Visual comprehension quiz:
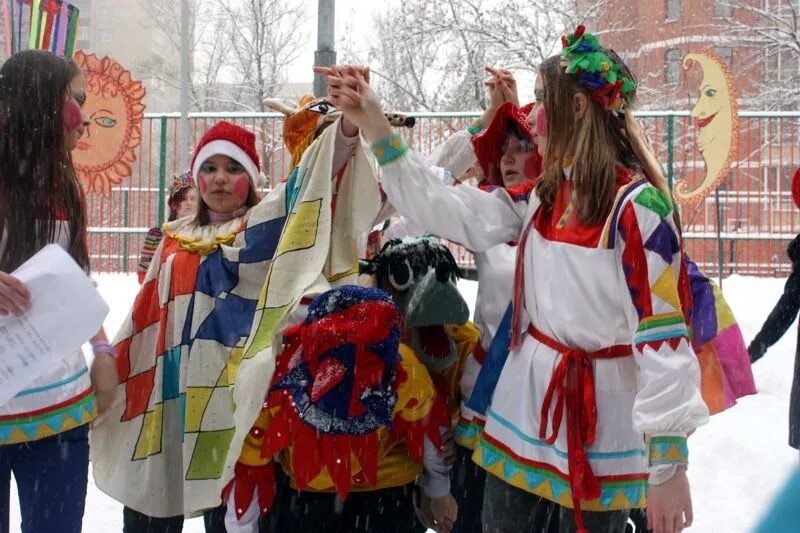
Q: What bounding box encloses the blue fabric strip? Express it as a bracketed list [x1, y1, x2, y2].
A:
[466, 303, 513, 414]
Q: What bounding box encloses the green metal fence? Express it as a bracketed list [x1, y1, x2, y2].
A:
[86, 111, 800, 278]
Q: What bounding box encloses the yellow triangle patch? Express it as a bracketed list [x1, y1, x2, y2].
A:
[663, 444, 687, 462]
[610, 489, 634, 509]
[651, 266, 681, 310]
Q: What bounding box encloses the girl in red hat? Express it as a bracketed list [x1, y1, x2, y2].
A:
[92, 117, 369, 533]
[323, 25, 709, 533]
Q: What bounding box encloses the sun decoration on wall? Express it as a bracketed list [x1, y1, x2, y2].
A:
[72, 51, 146, 197]
[673, 50, 739, 205]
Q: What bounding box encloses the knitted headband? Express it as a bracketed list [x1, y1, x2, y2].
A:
[560, 25, 636, 114]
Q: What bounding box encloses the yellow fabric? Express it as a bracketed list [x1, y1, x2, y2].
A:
[236, 343, 437, 493]
[163, 217, 243, 256]
[439, 322, 481, 414]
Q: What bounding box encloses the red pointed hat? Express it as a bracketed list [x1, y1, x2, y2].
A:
[793, 166, 800, 210]
[471, 101, 541, 187]
[191, 121, 265, 188]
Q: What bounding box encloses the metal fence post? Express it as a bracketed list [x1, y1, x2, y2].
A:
[666, 115, 675, 192]
[157, 116, 168, 228]
[122, 190, 129, 273]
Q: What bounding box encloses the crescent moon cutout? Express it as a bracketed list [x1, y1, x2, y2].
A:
[674, 51, 739, 205]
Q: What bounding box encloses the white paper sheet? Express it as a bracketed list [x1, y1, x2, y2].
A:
[0, 244, 109, 406]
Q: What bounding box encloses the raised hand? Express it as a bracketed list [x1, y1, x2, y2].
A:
[480, 67, 519, 128]
[313, 65, 393, 143]
[485, 67, 519, 108]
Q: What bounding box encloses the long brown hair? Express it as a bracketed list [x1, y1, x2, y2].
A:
[535, 50, 641, 225]
[0, 50, 89, 272]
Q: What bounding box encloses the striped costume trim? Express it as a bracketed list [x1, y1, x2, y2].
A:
[371, 134, 409, 166]
[0, 388, 96, 444]
[649, 436, 688, 466]
[455, 415, 485, 450]
[474, 433, 647, 511]
[634, 312, 689, 350]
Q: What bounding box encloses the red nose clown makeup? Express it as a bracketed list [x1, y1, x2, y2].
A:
[535, 105, 549, 138]
[63, 99, 84, 132]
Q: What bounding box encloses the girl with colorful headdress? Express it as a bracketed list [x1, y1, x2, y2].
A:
[136, 171, 198, 284]
[0, 49, 118, 533]
[324, 24, 710, 533]
[91, 107, 381, 531]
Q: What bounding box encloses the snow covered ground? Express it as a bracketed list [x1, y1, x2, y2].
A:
[8, 273, 797, 532]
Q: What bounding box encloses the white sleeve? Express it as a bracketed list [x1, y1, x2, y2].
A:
[375, 134, 524, 252]
[422, 434, 452, 498]
[617, 186, 709, 478]
[426, 129, 476, 179]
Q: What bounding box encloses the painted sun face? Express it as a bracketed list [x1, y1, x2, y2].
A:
[71, 51, 146, 197]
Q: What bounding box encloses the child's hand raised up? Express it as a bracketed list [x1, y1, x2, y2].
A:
[313, 65, 392, 143]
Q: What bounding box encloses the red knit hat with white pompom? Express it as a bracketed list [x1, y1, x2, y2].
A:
[191, 121, 266, 188]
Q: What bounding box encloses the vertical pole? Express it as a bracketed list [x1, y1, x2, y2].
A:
[158, 117, 168, 228]
[313, 0, 336, 97]
[666, 115, 675, 192]
[122, 190, 129, 273]
[715, 186, 724, 289]
[178, 0, 191, 170]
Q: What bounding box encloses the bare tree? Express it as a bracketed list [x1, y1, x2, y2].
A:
[143, 0, 233, 111]
[342, 0, 620, 112]
[718, 0, 800, 110]
[215, 0, 308, 111]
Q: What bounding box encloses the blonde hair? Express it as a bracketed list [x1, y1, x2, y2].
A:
[535, 52, 640, 225]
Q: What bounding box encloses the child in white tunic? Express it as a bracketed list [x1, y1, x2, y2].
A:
[320, 25, 709, 533]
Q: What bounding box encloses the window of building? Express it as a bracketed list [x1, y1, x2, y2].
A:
[714, 46, 733, 68]
[77, 26, 89, 43]
[715, 1, 733, 17]
[666, 48, 682, 84]
[98, 29, 112, 42]
[666, 0, 681, 20]
[101, 7, 113, 19]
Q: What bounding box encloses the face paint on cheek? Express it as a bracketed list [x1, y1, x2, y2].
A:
[535, 106, 549, 138]
[198, 176, 208, 194]
[63, 100, 84, 132]
[523, 153, 539, 179]
[233, 175, 250, 200]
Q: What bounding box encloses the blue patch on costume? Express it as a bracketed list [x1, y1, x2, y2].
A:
[193, 293, 258, 346]
[195, 250, 238, 297]
[467, 303, 513, 414]
[238, 216, 287, 263]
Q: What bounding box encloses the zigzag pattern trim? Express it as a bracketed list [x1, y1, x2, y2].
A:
[649, 436, 689, 466]
[474, 433, 648, 511]
[0, 391, 96, 444]
[371, 134, 409, 166]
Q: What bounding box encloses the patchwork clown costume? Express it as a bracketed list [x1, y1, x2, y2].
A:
[224, 286, 451, 533]
[91, 116, 381, 520]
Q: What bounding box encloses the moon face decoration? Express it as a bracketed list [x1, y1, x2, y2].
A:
[72, 51, 146, 197]
[674, 51, 739, 205]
